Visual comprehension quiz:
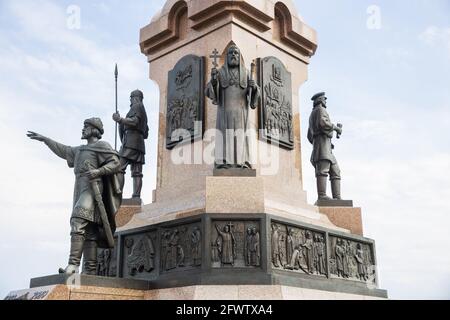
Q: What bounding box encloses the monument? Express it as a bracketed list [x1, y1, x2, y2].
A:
[7, 0, 387, 300]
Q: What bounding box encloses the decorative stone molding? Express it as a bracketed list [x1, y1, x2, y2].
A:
[140, 0, 317, 60]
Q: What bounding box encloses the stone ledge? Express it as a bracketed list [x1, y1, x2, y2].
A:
[30, 274, 151, 291]
[6, 284, 387, 300]
[316, 199, 354, 207]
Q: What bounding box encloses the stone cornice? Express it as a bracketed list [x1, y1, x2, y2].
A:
[140, 0, 318, 59]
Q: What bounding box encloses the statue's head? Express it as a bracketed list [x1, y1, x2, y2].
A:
[247, 228, 252, 235]
[357, 243, 362, 250]
[311, 92, 327, 108]
[82, 118, 104, 140]
[252, 227, 257, 235]
[130, 89, 144, 105]
[224, 225, 230, 232]
[227, 45, 240, 67]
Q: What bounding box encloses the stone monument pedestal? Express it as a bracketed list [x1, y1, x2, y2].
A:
[7, 0, 388, 300]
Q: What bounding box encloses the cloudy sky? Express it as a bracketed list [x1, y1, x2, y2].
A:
[0, 0, 449, 299]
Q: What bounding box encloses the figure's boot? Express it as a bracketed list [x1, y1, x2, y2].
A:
[317, 176, 332, 201]
[132, 176, 143, 199]
[59, 235, 84, 275]
[331, 179, 342, 200]
[82, 240, 98, 276]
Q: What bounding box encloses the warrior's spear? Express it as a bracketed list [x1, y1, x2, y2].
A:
[114, 64, 118, 151]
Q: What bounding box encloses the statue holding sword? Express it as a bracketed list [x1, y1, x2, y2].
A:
[27, 118, 122, 275]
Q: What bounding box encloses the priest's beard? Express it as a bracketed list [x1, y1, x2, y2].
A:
[228, 57, 239, 68]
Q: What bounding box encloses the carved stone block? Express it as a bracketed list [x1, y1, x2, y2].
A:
[96, 238, 118, 278]
[161, 223, 202, 273]
[122, 232, 157, 279]
[270, 222, 327, 277]
[112, 214, 385, 298]
[329, 236, 376, 285]
[166, 55, 204, 149]
[259, 57, 294, 149]
[211, 220, 261, 269]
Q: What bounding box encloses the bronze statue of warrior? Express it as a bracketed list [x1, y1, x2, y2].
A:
[27, 118, 122, 275]
[307, 92, 343, 203]
[113, 89, 149, 200]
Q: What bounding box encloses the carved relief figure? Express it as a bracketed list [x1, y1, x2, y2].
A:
[97, 249, 111, 277]
[315, 235, 327, 275]
[245, 227, 253, 266]
[206, 45, 260, 169]
[245, 227, 260, 267]
[342, 240, 351, 278]
[286, 228, 295, 266]
[211, 239, 221, 263]
[163, 229, 185, 271]
[167, 55, 204, 149]
[285, 243, 309, 274]
[191, 227, 202, 267]
[355, 243, 369, 281]
[302, 231, 314, 274]
[271, 224, 284, 268]
[215, 223, 237, 266]
[335, 239, 346, 278]
[127, 235, 155, 276]
[259, 57, 294, 149]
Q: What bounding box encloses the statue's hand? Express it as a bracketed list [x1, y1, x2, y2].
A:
[334, 125, 343, 135]
[211, 68, 218, 82]
[86, 169, 102, 180]
[248, 79, 257, 90]
[27, 131, 47, 142]
[112, 113, 121, 123]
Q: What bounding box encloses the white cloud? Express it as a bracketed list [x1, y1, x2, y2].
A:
[419, 26, 450, 57]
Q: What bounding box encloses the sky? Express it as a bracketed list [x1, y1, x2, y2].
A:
[0, 0, 449, 300]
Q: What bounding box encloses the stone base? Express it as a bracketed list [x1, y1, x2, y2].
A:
[30, 274, 150, 290]
[111, 213, 386, 299]
[318, 207, 363, 236]
[116, 200, 143, 228]
[5, 284, 387, 300]
[315, 199, 354, 207]
[213, 168, 257, 177]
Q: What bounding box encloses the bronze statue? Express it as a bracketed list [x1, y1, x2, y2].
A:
[113, 89, 149, 200]
[206, 45, 260, 169]
[308, 92, 343, 203]
[27, 118, 122, 275]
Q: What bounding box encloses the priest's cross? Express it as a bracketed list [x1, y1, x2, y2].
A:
[226, 222, 234, 231]
[210, 48, 220, 68]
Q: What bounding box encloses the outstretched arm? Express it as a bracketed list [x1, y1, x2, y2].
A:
[27, 131, 73, 163]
